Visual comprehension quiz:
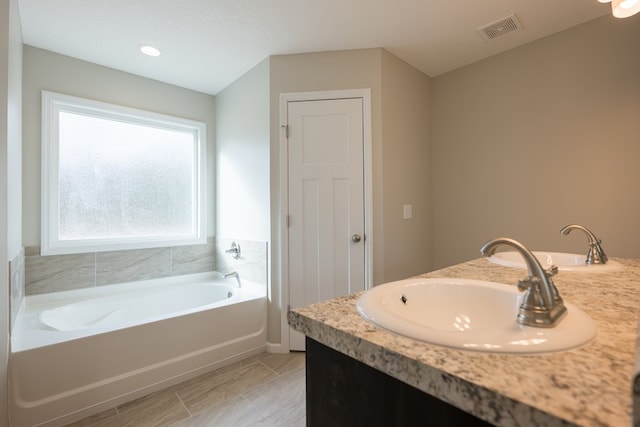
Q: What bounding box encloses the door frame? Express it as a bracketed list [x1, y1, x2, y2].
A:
[279, 89, 373, 352]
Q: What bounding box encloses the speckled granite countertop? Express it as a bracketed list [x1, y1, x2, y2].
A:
[288, 257, 640, 427]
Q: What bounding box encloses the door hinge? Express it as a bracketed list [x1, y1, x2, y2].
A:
[286, 214, 291, 227]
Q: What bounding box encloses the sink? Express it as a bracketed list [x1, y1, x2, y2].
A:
[356, 278, 597, 354]
[488, 251, 624, 272]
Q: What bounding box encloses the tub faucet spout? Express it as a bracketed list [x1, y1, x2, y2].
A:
[224, 271, 241, 288]
[480, 237, 567, 328]
[560, 224, 608, 265]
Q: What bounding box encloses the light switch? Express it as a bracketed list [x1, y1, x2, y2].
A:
[403, 204, 412, 219]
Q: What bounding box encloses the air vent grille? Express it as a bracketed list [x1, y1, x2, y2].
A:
[477, 13, 522, 42]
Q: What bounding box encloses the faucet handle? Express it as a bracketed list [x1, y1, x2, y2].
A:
[587, 240, 609, 265]
[545, 265, 558, 277]
[517, 277, 533, 292]
[225, 241, 241, 259]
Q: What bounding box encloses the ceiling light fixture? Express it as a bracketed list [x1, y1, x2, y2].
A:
[138, 44, 161, 57]
[598, 0, 640, 17]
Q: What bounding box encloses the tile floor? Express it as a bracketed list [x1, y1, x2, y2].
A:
[65, 351, 306, 427]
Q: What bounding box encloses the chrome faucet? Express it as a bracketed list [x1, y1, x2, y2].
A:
[481, 237, 567, 328]
[224, 271, 241, 288]
[225, 241, 241, 259]
[560, 224, 608, 265]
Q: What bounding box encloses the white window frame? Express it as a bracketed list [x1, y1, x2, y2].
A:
[41, 91, 207, 255]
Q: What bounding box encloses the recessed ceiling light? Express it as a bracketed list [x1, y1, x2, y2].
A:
[138, 45, 161, 57]
[596, 0, 640, 17]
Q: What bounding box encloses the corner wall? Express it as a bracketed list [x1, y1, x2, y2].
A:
[0, 2, 9, 423]
[215, 58, 270, 242]
[380, 50, 431, 280]
[430, 15, 640, 269]
[1, 0, 23, 425]
[214, 58, 271, 334]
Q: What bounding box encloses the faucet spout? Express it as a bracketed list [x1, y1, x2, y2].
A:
[223, 271, 241, 288]
[560, 224, 608, 265]
[481, 237, 567, 328]
[481, 238, 547, 289]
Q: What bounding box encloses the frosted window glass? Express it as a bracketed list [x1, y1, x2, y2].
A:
[41, 90, 206, 255]
[58, 112, 195, 239]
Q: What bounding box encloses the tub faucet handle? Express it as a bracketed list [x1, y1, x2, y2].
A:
[225, 241, 241, 259]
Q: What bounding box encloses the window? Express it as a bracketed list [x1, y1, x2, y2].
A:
[41, 91, 206, 255]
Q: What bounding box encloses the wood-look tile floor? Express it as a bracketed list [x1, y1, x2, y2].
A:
[65, 351, 306, 427]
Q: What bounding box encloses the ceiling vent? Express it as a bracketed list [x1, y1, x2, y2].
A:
[477, 13, 522, 42]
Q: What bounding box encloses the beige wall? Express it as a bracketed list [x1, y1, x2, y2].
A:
[0, 0, 22, 427]
[0, 2, 8, 425]
[22, 46, 217, 247]
[215, 58, 270, 242]
[380, 50, 431, 280]
[6, 0, 21, 261]
[430, 15, 640, 269]
[1, 0, 22, 424]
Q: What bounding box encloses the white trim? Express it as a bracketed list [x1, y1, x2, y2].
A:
[278, 89, 373, 352]
[266, 341, 285, 353]
[41, 91, 207, 255]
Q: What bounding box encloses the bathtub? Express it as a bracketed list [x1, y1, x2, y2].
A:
[9, 272, 267, 427]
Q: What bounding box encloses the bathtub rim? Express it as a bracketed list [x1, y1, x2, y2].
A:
[12, 271, 266, 352]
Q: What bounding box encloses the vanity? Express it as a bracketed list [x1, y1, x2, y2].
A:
[288, 256, 640, 426]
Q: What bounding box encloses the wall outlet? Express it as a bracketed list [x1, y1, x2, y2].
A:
[403, 204, 412, 219]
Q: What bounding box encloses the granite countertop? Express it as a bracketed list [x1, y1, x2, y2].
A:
[288, 257, 640, 427]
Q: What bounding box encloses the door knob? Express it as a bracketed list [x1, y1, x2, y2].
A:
[351, 234, 362, 243]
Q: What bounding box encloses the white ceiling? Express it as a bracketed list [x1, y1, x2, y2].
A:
[18, 0, 610, 95]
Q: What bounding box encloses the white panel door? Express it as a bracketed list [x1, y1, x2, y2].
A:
[287, 97, 366, 350]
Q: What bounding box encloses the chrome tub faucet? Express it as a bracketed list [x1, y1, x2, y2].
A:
[225, 241, 241, 259]
[224, 271, 241, 288]
[481, 237, 567, 328]
[560, 224, 608, 265]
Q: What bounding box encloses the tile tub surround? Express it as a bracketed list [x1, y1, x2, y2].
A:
[24, 239, 216, 295]
[9, 247, 25, 332]
[289, 257, 640, 427]
[215, 238, 268, 286]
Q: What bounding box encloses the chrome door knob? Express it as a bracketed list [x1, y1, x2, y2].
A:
[351, 234, 362, 243]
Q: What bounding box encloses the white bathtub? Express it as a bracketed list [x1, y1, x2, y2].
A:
[10, 272, 267, 427]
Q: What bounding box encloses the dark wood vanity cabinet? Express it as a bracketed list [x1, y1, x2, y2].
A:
[305, 338, 492, 426]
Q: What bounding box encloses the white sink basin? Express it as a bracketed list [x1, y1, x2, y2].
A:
[356, 278, 597, 354]
[488, 251, 624, 272]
